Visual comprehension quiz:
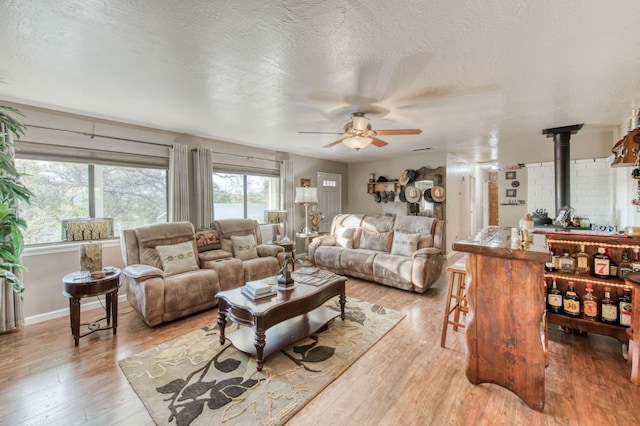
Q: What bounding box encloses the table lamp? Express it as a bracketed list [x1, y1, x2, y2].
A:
[295, 186, 318, 234]
[265, 210, 287, 242]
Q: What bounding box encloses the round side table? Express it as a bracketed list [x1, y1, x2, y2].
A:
[62, 269, 121, 346]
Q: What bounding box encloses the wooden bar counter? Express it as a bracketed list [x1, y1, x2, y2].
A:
[452, 230, 550, 412]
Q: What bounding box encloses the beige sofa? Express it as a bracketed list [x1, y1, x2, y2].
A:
[308, 214, 445, 293]
[121, 220, 284, 326]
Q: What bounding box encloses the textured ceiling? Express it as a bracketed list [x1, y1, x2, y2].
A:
[1, 0, 640, 164]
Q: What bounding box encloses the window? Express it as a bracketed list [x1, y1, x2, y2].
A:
[212, 172, 280, 222]
[16, 159, 167, 245]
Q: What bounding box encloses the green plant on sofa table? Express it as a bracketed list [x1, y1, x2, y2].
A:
[0, 105, 33, 295]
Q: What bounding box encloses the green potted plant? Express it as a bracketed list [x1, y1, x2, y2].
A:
[0, 105, 33, 295]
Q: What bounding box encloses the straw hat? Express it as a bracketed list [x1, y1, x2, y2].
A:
[398, 169, 416, 185]
[404, 186, 421, 203]
[431, 186, 446, 202]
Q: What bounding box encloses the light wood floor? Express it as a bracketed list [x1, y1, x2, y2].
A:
[1, 259, 639, 426]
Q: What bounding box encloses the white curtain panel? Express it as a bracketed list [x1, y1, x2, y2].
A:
[168, 143, 190, 222]
[0, 127, 24, 332]
[278, 152, 294, 239]
[192, 147, 213, 229]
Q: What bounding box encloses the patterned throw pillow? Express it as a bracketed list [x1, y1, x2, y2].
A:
[195, 228, 221, 252]
[390, 231, 421, 257]
[231, 234, 258, 261]
[359, 229, 394, 252]
[155, 241, 199, 276]
[336, 226, 356, 248]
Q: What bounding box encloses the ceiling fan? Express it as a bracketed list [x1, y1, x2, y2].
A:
[298, 112, 422, 151]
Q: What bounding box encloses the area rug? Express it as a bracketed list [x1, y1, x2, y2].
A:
[119, 298, 404, 426]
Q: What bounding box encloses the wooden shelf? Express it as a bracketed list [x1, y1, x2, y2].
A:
[546, 312, 629, 343]
[544, 271, 629, 289]
[367, 182, 401, 194]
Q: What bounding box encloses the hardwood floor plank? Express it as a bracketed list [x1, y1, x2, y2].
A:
[1, 259, 639, 425]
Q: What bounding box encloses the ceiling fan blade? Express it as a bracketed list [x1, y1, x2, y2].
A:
[323, 138, 346, 148]
[298, 131, 345, 135]
[371, 137, 388, 147]
[374, 129, 422, 136]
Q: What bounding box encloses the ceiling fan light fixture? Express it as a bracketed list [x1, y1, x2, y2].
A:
[351, 115, 369, 132]
[343, 136, 372, 151]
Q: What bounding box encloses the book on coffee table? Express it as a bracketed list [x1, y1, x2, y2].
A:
[241, 286, 276, 301]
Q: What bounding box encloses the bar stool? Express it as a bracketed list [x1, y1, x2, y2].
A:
[440, 259, 469, 348]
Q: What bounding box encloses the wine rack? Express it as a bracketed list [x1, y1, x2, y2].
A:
[541, 231, 638, 342]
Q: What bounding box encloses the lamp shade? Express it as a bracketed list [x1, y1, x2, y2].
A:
[295, 186, 318, 203]
[343, 136, 372, 151]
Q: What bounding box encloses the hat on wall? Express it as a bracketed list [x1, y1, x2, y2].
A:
[398, 169, 417, 186]
[398, 188, 407, 202]
[404, 186, 422, 203]
[380, 191, 388, 203]
[431, 186, 446, 202]
[424, 188, 434, 203]
[373, 191, 382, 203]
[376, 176, 389, 182]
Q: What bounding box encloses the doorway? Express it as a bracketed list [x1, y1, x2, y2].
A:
[317, 172, 342, 233]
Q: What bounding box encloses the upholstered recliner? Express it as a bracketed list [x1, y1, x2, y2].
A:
[121, 222, 220, 327]
[198, 219, 285, 285]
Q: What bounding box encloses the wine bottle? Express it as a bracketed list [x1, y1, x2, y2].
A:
[619, 250, 633, 279]
[559, 249, 575, 274]
[593, 247, 610, 279]
[563, 281, 581, 318]
[547, 278, 563, 314]
[619, 287, 632, 327]
[606, 248, 618, 278]
[581, 282, 598, 321]
[601, 287, 618, 325]
[575, 244, 589, 275]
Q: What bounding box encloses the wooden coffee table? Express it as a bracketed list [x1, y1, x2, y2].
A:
[216, 275, 346, 371]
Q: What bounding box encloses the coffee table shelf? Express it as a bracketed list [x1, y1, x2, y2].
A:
[226, 306, 339, 360]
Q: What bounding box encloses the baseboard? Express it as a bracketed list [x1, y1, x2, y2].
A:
[24, 294, 127, 326]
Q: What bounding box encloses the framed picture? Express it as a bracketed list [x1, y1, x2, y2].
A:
[506, 189, 517, 197]
[505, 171, 516, 180]
[300, 178, 311, 187]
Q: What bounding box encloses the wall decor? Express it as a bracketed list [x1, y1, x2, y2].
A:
[505, 171, 516, 180]
[300, 178, 311, 187]
[511, 180, 520, 188]
[506, 189, 517, 198]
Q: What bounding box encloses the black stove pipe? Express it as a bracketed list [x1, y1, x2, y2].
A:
[542, 124, 583, 214]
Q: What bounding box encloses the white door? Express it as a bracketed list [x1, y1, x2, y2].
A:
[317, 172, 342, 233]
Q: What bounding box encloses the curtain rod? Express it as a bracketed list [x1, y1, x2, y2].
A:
[193, 147, 281, 164]
[26, 124, 172, 148]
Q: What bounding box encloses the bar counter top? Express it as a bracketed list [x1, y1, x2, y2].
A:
[452, 230, 550, 263]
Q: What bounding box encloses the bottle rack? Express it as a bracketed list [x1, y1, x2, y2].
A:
[542, 232, 637, 343]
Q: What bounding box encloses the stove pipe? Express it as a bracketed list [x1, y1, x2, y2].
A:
[542, 124, 583, 214]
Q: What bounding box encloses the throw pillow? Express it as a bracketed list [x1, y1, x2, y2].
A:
[231, 234, 258, 261]
[336, 226, 356, 248]
[195, 228, 221, 252]
[359, 229, 394, 252]
[390, 231, 421, 257]
[155, 241, 199, 276]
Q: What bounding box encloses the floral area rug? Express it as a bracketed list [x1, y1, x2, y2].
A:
[118, 298, 404, 426]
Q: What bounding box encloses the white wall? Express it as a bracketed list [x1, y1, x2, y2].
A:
[498, 128, 617, 226]
[527, 158, 614, 228]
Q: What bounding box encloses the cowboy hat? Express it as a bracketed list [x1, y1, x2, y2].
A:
[404, 186, 421, 203]
[398, 169, 417, 186]
[431, 186, 446, 202]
